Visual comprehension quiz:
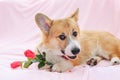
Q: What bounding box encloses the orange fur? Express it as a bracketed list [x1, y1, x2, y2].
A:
[71, 31, 120, 66]
[35, 8, 120, 72]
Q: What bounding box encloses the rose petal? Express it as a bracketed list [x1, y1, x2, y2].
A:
[24, 49, 35, 59]
[11, 61, 22, 69]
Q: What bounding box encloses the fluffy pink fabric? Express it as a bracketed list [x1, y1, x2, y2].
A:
[0, 0, 120, 80]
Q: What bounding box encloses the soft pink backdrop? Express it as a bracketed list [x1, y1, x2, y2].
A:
[0, 0, 120, 80]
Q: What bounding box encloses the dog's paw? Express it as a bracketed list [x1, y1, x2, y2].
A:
[110, 57, 120, 65]
[86, 58, 98, 66]
[51, 61, 73, 73]
[52, 64, 63, 72]
[86, 56, 102, 66]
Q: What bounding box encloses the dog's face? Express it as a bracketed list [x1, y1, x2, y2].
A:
[35, 9, 80, 59]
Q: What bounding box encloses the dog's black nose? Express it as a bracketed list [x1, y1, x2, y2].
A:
[71, 48, 80, 55]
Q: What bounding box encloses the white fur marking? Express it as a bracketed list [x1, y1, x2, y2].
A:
[110, 57, 120, 65]
[65, 34, 80, 56]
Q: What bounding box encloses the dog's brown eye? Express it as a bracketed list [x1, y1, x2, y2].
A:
[59, 35, 66, 40]
[73, 31, 77, 37]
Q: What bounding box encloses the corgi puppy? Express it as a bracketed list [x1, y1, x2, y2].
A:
[35, 8, 120, 72]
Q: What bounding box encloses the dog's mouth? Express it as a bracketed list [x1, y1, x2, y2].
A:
[68, 56, 77, 59]
[61, 50, 77, 60]
[61, 55, 77, 60]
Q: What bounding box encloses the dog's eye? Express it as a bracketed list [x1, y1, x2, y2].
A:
[73, 31, 77, 37]
[59, 35, 66, 40]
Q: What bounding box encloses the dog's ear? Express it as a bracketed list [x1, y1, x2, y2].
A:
[35, 13, 52, 35]
[69, 8, 79, 22]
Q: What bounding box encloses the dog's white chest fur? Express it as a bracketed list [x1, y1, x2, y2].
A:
[91, 45, 109, 59]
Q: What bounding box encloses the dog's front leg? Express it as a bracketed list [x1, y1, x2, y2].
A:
[51, 60, 73, 72]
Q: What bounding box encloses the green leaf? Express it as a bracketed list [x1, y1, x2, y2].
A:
[36, 54, 43, 60]
[35, 55, 42, 62]
[24, 61, 33, 68]
[41, 57, 46, 62]
[36, 54, 46, 62]
[38, 62, 45, 69]
[46, 61, 53, 66]
[42, 52, 46, 57]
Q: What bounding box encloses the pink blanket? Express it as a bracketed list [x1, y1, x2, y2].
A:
[0, 0, 120, 80]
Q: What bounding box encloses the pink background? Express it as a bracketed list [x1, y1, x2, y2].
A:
[0, 0, 120, 80]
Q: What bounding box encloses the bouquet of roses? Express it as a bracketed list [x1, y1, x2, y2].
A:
[11, 49, 53, 69]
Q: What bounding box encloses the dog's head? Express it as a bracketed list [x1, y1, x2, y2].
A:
[35, 9, 80, 59]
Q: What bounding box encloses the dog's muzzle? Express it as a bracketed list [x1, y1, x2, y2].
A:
[61, 50, 77, 59]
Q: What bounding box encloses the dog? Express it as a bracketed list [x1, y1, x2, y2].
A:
[35, 8, 120, 72]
